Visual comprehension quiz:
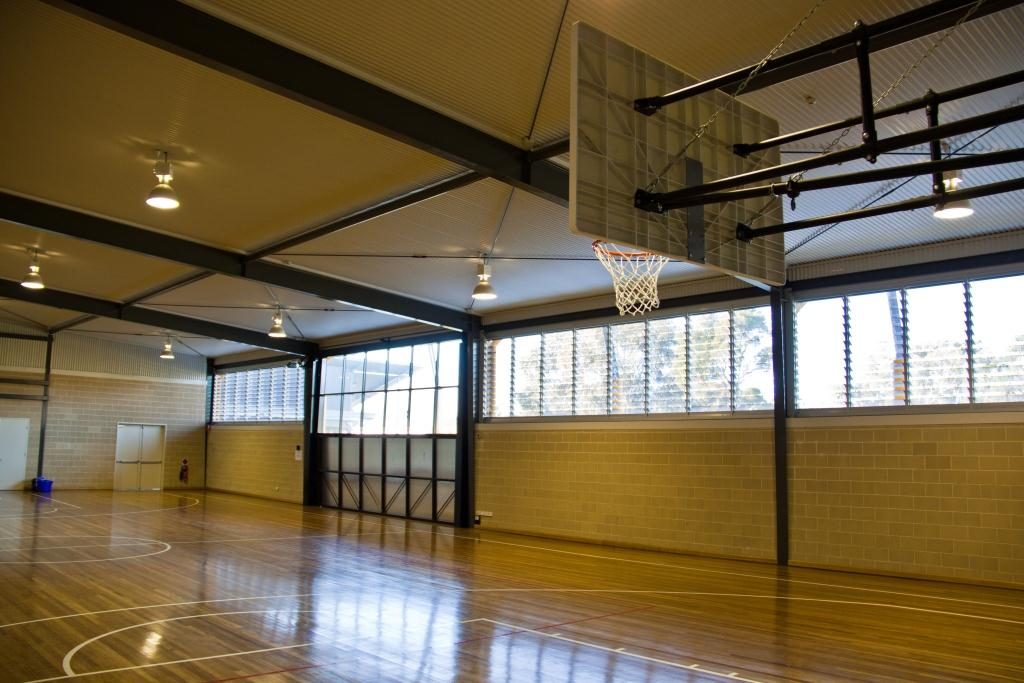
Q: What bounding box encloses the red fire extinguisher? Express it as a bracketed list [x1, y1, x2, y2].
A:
[179, 458, 189, 484]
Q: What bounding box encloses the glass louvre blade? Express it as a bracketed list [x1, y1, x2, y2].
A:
[971, 275, 1024, 403]
[733, 306, 773, 410]
[574, 327, 608, 415]
[688, 311, 731, 412]
[794, 298, 846, 409]
[849, 292, 905, 407]
[609, 322, 646, 414]
[907, 284, 969, 405]
[542, 331, 573, 416]
[485, 339, 512, 418]
[648, 317, 686, 413]
[512, 335, 541, 416]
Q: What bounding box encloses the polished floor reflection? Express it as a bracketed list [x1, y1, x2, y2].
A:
[0, 490, 1021, 682]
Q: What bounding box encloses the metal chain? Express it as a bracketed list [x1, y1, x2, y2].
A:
[645, 0, 828, 192]
[749, 0, 986, 223]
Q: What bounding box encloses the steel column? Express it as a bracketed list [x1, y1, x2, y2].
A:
[454, 318, 480, 528]
[36, 334, 54, 479]
[302, 355, 319, 506]
[770, 288, 789, 566]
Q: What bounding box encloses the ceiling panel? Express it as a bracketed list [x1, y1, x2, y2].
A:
[0, 299, 82, 331]
[67, 317, 249, 358]
[0, 0, 464, 254]
[141, 273, 419, 340]
[0, 219, 194, 300]
[185, 0, 569, 145]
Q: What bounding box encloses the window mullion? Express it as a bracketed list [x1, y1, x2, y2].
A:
[843, 296, 852, 409]
[965, 282, 976, 404]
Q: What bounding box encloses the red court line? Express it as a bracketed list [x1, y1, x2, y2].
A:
[203, 661, 321, 682]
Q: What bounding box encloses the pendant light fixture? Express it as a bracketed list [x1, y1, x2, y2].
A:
[146, 150, 180, 210]
[268, 309, 287, 338]
[934, 170, 974, 220]
[21, 249, 45, 290]
[159, 337, 175, 360]
[471, 260, 497, 300]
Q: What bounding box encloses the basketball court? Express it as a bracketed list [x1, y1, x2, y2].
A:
[1, 490, 1021, 682]
[1, 0, 1023, 680]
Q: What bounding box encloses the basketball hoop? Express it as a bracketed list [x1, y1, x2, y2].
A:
[593, 241, 670, 316]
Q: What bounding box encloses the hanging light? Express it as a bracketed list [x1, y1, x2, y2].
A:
[21, 250, 45, 290]
[159, 338, 175, 360]
[471, 261, 497, 300]
[934, 170, 974, 219]
[146, 150, 180, 210]
[268, 309, 287, 338]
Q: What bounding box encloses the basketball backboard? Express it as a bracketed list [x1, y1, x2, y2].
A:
[570, 22, 786, 286]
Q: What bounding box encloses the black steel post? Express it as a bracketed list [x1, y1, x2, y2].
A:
[770, 288, 789, 566]
[454, 318, 480, 528]
[927, 97, 944, 195]
[36, 333, 53, 479]
[302, 355, 319, 505]
[854, 21, 878, 161]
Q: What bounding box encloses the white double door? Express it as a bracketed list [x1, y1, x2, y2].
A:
[0, 418, 30, 490]
[114, 424, 165, 491]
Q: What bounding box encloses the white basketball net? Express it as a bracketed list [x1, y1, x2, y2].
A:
[593, 241, 670, 316]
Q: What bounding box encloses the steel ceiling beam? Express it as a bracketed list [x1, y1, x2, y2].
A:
[0, 279, 317, 355]
[44, 0, 569, 206]
[0, 192, 473, 330]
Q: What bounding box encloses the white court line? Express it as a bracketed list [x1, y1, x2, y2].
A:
[0, 593, 314, 630]
[26, 642, 312, 682]
[0, 494, 200, 521]
[0, 508, 58, 519]
[463, 589, 1024, 626]
[0, 541, 161, 553]
[0, 535, 170, 565]
[465, 617, 767, 683]
[30, 494, 82, 509]
[59, 609, 322, 676]
[444, 532, 1024, 613]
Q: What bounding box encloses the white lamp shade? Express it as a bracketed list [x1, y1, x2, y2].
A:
[21, 264, 44, 290]
[934, 197, 973, 219]
[146, 182, 180, 209]
[472, 278, 497, 300]
[268, 314, 287, 337]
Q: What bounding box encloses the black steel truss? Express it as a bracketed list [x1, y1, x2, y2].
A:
[43, 0, 569, 205]
[633, 0, 1023, 114]
[0, 192, 472, 331]
[0, 278, 317, 355]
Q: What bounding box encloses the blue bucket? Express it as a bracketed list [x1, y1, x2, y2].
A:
[35, 478, 53, 493]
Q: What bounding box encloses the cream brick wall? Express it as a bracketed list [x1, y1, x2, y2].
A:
[39, 374, 206, 490]
[206, 424, 304, 503]
[789, 422, 1024, 586]
[476, 424, 776, 560]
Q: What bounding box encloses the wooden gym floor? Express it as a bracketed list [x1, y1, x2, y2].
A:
[0, 491, 1021, 682]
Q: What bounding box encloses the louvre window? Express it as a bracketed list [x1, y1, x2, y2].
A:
[795, 273, 1024, 409]
[483, 305, 773, 418]
[212, 364, 304, 422]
